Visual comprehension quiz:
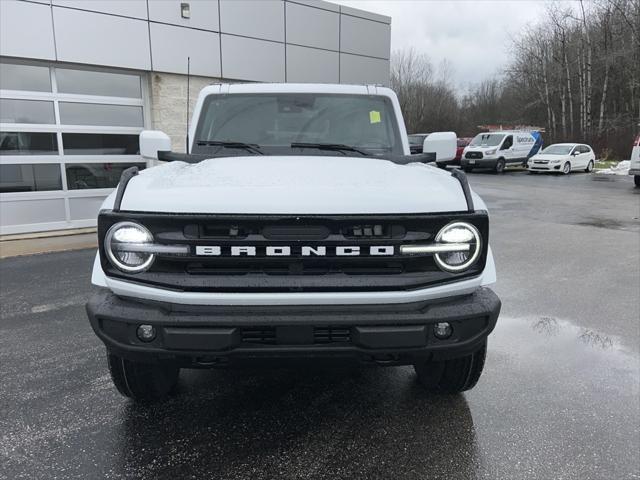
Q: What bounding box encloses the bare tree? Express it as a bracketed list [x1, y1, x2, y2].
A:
[391, 48, 459, 134]
[391, 0, 640, 158]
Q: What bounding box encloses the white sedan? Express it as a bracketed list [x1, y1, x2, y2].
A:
[527, 143, 596, 174]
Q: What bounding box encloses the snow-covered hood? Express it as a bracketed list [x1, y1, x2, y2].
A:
[115, 156, 474, 214]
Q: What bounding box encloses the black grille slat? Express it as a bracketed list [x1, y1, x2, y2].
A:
[314, 327, 351, 343]
[240, 326, 351, 345]
[241, 327, 277, 344]
[184, 259, 409, 276]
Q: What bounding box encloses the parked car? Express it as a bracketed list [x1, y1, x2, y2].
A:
[86, 83, 500, 401]
[408, 133, 429, 154]
[629, 133, 640, 187]
[461, 131, 536, 173]
[455, 138, 473, 163]
[431, 137, 473, 169]
[527, 143, 595, 174]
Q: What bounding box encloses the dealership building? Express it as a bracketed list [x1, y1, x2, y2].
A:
[0, 0, 391, 235]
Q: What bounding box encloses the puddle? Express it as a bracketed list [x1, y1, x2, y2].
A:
[574, 217, 639, 232]
[469, 315, 640, 479]
[490, 314, 637, 369]
[489, 316, 640, 402]
[529, 315, 616, 349]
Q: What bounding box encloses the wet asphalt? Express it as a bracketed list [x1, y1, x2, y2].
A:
[1, 171, 639, 480]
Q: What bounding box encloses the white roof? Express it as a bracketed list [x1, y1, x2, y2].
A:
[198, 83, 393, 96]
[484, 130, 531, 134]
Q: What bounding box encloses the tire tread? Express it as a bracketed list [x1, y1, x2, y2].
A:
[107, 352, 179, 401]
[414, 342, 487, 394]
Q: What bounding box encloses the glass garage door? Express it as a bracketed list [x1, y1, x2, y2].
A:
[0, 59, 148, 235]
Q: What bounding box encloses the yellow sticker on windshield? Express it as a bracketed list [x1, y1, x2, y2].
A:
[369, 111, 381, 124]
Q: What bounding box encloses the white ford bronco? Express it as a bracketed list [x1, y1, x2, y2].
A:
[86, 83, 500, 401]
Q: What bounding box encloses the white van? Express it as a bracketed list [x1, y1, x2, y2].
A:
[461, 131, 536, 173]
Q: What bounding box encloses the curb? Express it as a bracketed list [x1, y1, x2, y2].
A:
[0, 232, 97, 259]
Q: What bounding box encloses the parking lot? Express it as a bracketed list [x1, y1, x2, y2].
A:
[1, 171, 638, 480]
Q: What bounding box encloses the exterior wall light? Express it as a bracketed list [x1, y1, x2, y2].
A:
[181, 3, 191, 19]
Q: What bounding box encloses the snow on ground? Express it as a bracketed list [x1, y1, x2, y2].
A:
[595, 160, 630, 175]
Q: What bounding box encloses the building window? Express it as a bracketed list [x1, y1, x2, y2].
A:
[58, 102, 144, 127]
[65, 162, 146, 190]
[0, 132, 58, 155]
[61, 133, 139, 155]
[0, 99, 55, 124]
[56, 68, 141, 98]
[0, 63, 51, 92]
[0, 60, 147, 234]
[0, 164, 62, 192]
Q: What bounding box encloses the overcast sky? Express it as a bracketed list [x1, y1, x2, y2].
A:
[334, 1, 558, 91]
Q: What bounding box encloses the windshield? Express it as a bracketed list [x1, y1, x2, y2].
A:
[194, 93, 403, 155]
[542, 145, 574, 155]
[469, 133, 505, 147]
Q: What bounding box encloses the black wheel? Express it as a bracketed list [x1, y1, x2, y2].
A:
[634, 175, 639, 187]
[107, 351, 179, 401]
[562, 162, 571, 175]
[414, 341, 487, 394]
[585, 160, 594, 173]
[463, 166, 474, 173]
[495, 159, 506, 174]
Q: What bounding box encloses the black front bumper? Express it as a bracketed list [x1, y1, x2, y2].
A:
[86, 288, 501, 367]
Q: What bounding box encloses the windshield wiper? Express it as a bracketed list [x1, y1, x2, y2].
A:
[290, 142, 371, 156]
[196, 140, 263, 155]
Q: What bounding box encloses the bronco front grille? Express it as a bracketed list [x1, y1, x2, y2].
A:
[98, 212, 489, 293]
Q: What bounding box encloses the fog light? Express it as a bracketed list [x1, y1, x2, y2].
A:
[136, 324, 156, 342]
[433, 322, 452, 339]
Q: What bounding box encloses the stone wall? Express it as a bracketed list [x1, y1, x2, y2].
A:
[149, 72, 222, 153]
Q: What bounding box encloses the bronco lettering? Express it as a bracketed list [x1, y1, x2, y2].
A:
[195, 245, 395, 256]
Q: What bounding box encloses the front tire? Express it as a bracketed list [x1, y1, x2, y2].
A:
[562, 162, 571, 175]
[634, 175, 640, 187]
[414, 341, 487, 394]
[585, 160, 594, 173]
[495, 159, 506, 174]
[107, 352, 179, 401]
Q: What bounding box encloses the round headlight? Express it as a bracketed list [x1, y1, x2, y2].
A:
[105, 221, 155, 273]
[434, 222, 481, 272]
